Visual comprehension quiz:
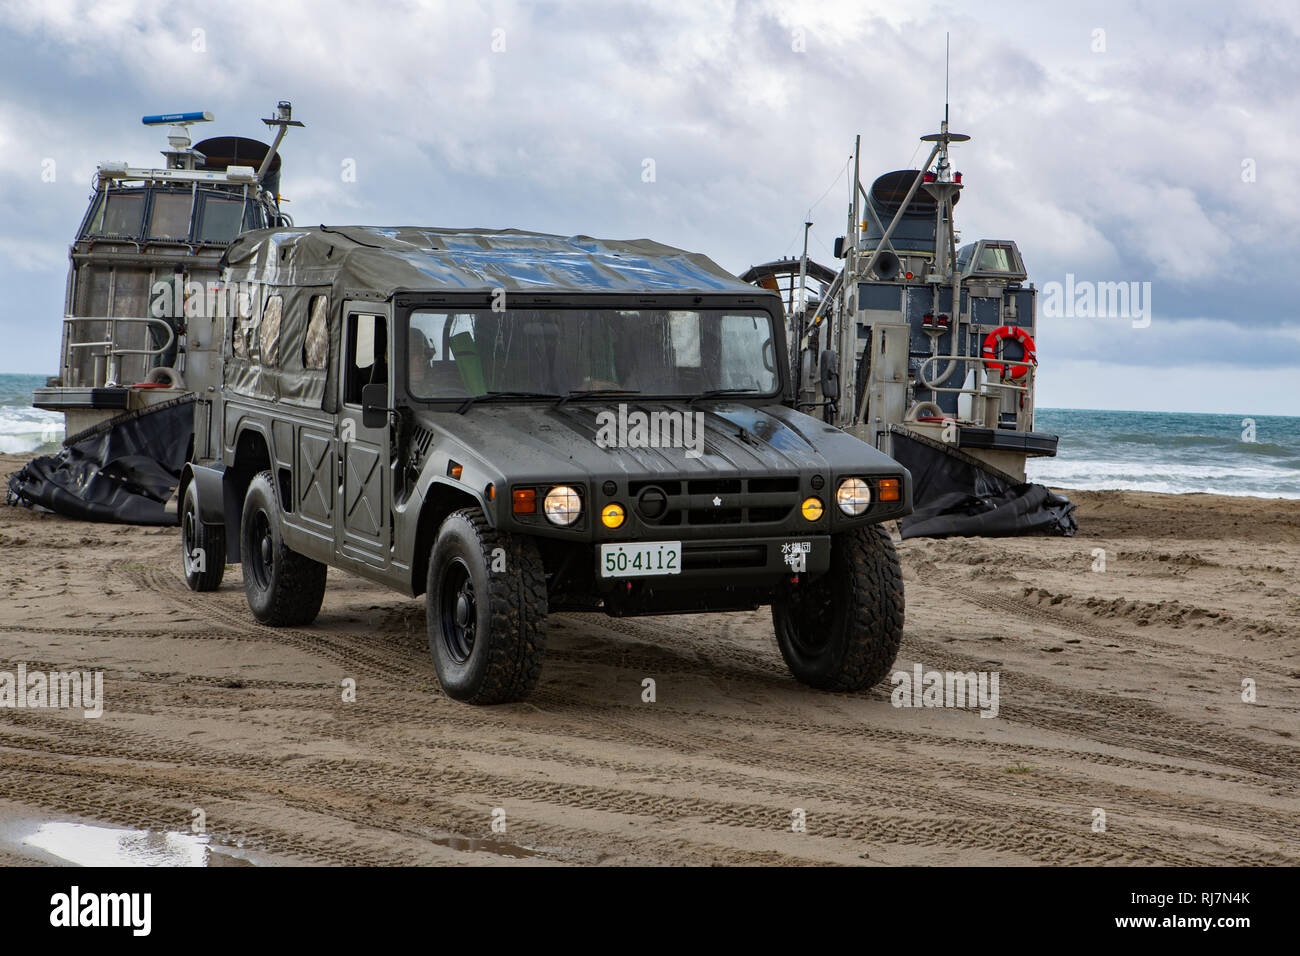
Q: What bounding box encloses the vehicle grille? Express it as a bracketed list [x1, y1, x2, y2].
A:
[629, 476, 800, 528]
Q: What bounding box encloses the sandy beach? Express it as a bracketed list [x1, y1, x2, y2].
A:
[0, 452, 1297, 866]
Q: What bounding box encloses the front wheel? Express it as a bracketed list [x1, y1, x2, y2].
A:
[771, 524, 904, 691]
[426, 508, 548, 704]
[240, 470, 327, 626]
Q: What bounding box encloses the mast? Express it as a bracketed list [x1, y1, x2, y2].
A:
[257, 101, 305, 185]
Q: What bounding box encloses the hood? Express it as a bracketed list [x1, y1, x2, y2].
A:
[416, 400, 839, 481]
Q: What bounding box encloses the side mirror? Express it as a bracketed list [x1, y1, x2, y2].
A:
[833, 236, 847, 259]
[361, 382, 390, 430]
[819, 349, 840, 401]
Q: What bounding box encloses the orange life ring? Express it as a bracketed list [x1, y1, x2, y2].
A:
[981, 325, 1037, 380]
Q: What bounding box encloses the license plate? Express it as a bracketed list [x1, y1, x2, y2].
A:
[600, 541, 681, 578]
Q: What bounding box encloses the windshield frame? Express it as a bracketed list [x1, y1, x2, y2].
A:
[396, 294, 788, 408]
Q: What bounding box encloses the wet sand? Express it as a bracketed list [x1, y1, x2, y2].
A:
[1, 453, 1297, 865]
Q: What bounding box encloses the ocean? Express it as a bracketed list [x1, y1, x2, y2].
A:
[0, 373, 63, 455]
[1027, 407, 1300, 499]
[0, 373, 1296, 498]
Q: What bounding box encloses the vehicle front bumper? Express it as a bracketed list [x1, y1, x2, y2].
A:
[593, 534, 832, 591]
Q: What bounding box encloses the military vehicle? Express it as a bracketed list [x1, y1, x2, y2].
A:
[180, 225, 913, 703]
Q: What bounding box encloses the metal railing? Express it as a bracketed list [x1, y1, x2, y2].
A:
[63, 315, 175, 387]
[911, 353, 1035, 430]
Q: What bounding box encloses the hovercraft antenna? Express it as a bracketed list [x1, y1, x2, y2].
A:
[257, 100, 305, 185]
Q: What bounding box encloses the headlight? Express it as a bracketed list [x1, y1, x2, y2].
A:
[836, 478, 871, 516]
[543, 485, 582, 525]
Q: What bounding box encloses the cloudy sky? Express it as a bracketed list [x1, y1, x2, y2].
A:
[0, 0, 1296, 414]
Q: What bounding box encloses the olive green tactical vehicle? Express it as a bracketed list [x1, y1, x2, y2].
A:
[180, 226, 911, 703]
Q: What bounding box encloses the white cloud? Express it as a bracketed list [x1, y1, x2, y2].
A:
[0, 0, 1295, 411]
[0, 235, 66, 272]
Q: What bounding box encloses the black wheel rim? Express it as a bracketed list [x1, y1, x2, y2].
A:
[439, 558, 477, 664]
[785, 586, 835, 657]
[247, 509, 274, 591]
[182, 502, 197, 571]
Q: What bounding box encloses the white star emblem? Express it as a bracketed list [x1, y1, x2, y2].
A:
[713, 496, 722, 507]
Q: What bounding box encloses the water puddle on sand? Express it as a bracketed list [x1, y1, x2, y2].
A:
[15, 822, 258, 867]
[428, 834, 536, 859]
[4, 819, 536, 864]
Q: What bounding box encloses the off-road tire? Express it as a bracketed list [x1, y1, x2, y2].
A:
[426, 508, 548, 704]
[181, 481, 225, 592]
[771, 524, 904, 691]
[240, 470, 327, 626]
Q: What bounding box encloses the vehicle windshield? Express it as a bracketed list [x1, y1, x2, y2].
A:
[405, 308, 781, 400]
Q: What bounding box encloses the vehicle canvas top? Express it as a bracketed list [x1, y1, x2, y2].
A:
[222, 225, 763, 297]
[219, 225, 779, 413]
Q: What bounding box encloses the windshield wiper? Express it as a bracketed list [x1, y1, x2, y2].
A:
[556, 388, 642, 407]
[687, 388, 758, 405]
[456, 390, 562, 414]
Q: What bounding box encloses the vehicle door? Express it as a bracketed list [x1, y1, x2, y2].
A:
[337, 309, 393, 569]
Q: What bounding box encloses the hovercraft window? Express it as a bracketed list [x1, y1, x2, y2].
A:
[197, 194, 245, 242]
[88, 191, 145, 238]
[149, 191, 193, 241]
[978, 244, 1014, 272]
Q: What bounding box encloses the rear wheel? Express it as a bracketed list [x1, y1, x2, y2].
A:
[180, 481, 225, 592]
[426, 508, 547, 704]
[240, 470, 327, 626]
[771, 524, 904, 691]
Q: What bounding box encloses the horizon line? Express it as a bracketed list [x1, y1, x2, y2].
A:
[0, 370, 1294, 419]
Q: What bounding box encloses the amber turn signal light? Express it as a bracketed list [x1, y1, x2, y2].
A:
[512, 488, 536, 514]
[878, 478, 901, 502]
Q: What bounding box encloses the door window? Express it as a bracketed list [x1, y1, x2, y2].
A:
[344, 313, 387, 405]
